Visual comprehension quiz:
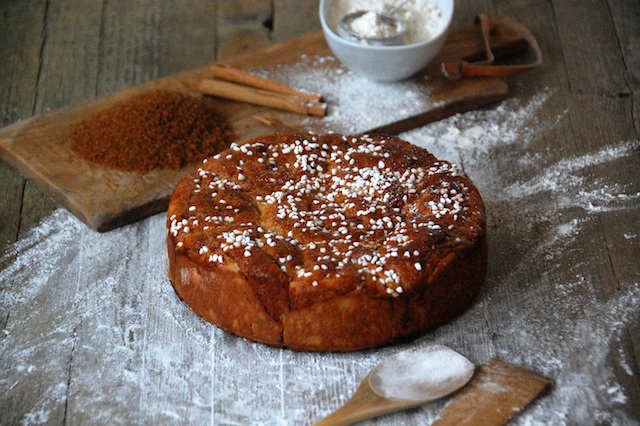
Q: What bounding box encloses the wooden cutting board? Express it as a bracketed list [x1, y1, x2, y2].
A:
[0, 18, 528, 232]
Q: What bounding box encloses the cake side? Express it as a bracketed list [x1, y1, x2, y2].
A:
[166, 133, 487, 351]
[167, 236, 284, 346]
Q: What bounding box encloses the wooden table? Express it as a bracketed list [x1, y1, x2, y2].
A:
[1, 1, 638, 424]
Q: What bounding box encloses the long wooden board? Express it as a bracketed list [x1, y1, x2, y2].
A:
[0, 19, 528, 232]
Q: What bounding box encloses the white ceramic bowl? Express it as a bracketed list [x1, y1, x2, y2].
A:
[319, 0, 454, 82]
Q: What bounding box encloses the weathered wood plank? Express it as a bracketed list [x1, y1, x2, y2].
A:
[272, 0, 321, 42]
[156, 1, 221, 76]
[1, 0, 639, 424]
[563, 94, 640, 422]
[0, 1, 47, 250]
[553, 0, 629, 96]
[0, 1, 43, 125]
[96, 0, 222, 93]
[216, 0, 272, 59]
[33, 0, 104, 111]
[608, 0, 640, 91]
[450, 0, 495, 28]
[0, 165, 22, 259]
[14, 0, 105, 238]
[456, 1, 640, 422]
[59, 1, 240, 424]
[0, 20, 524, 232]
[1, 1, 104, 424]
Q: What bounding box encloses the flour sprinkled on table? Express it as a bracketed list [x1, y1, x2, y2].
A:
[1, 64, 639, 424]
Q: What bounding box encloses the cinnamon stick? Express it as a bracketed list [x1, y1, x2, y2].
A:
[211, 64, 323, 102]
[199, 79, 327, 117]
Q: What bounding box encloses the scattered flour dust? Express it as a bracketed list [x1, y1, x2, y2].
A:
[255, 54, 440, 134]
[402, 92, 640, 425]
[1, 63, 640, 424]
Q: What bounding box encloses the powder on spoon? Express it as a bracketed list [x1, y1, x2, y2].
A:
[369, 345, 475, 401]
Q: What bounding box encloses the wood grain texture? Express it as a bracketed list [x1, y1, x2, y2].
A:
[0, 1, 48, 247]
[609, 0, 640, 90]
[0, 1, 639, 425]
[272, 0, 321, 42]
[432, 359, 551, 426]
[0, 19, 525, 232]
[216, 0, 272, 59]
[553, 0, 628, 96]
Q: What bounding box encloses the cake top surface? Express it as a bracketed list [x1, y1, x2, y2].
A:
[167, 133, 485, 307]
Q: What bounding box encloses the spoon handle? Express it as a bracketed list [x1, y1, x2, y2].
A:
[312, 374, 420, 426]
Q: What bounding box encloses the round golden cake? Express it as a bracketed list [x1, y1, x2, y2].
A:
[167, 133, 487, 351]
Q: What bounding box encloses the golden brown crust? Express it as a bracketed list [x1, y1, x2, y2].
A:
[167, 133, 487, 351]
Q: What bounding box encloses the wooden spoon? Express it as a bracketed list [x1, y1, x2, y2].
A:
[313, 345, 475, 426]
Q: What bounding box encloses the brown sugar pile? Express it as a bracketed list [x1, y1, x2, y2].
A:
[71, 90, 235, 173]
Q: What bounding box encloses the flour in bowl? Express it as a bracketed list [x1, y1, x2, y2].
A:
[329, 0, 445, 45]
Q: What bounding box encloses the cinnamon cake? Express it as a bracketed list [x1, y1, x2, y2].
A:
[167, 133, 487, 352]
